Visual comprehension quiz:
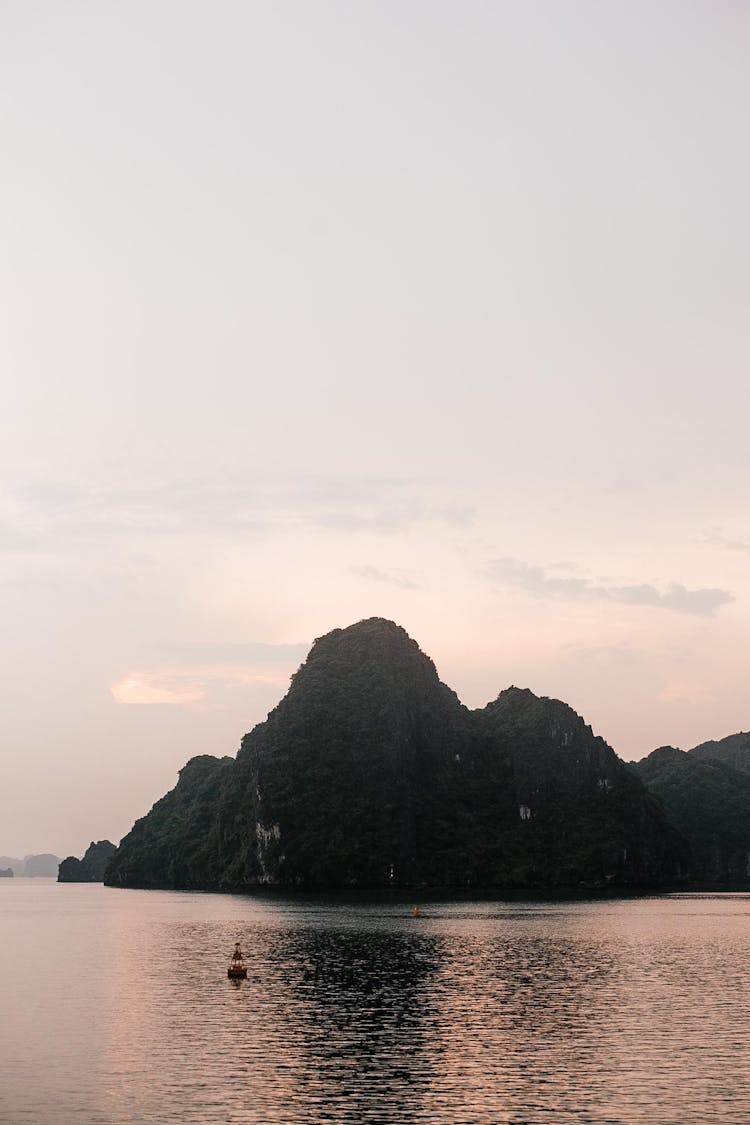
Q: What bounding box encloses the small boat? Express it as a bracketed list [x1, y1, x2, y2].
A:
[228, 941, 247, 979]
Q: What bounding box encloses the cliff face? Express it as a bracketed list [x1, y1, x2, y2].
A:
[690, 732, 750, 775]
[481, 689, 688, 886]
[58, 840, 118, 882]
[106, 618, 688, 891]
[58, 857, 87, 881]
[226, 619, 498, 888]
[83, 840, 117, 880]
[633, 738, 750, 881]
[105, 757, 234, 888]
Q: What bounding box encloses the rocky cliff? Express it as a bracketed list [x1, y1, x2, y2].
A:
[633, 736, 750, 881]
[102, 757, 235, 889]
[58, 840, 117, 882]
[480, 688, 686, 886]
[106, 618, 688, 891]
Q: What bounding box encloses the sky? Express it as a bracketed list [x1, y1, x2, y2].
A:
[1, 0, 748, 859]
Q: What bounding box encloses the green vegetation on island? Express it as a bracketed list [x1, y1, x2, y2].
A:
[106, 618, 688, 891]
[632, 734, 750, 882]
[58, 840, 117, 883]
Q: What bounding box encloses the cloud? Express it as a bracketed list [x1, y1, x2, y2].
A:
[12, 480, 277, 540]
[611, 583, 733, 616]
[304, 480, 475, 534]
[431, 503, 475, 529]
[151, 641, 309, 665]
[0, 522, 41, 551]
[111, 676, 206, 706]
[486, 557, 734, 617]
[700, 527, 750, 553]
[318, 500, 426, 533]
[563, 641, 646, 668]
[657, 680, 718, 706]
[111, 665, 294, 707]
[6, 476, 475, 544]
[349, 565, 419, 590]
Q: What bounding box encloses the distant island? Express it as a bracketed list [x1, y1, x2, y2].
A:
[58, 840, 116, 883]
[109, 616, 743, 893]
[0, 853, 61, 878]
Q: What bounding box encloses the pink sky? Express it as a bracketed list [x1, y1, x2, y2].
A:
[1, 0, 748, 857]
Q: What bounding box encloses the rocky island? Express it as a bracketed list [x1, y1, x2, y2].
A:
[0, 854, 61, 877]
[58, 840, 117, 882]
[106, 618, 689, 892]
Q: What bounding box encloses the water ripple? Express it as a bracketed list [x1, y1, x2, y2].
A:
[2, 886, 750, 1122]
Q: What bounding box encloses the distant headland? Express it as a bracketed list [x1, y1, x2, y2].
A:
[58, 840, 116, 882]
[0, 854, 61, 878]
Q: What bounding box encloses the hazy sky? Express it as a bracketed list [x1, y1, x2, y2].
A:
[2, 1, 748, 858]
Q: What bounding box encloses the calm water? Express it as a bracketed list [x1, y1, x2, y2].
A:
[2, 882, 750, 1123]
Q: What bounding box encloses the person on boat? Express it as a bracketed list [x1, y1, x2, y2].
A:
[232, 942, 244, 961]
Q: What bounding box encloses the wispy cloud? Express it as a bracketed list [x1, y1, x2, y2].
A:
[486, 557, 734, 617]
[111, 665, 292, 707]
[4, 476, 475, 546]
[318, 500, 426, 534]
[111, 634, 308, 708]
[349, 564, 419, 590]
[0, 522, 41, 551]
[657, 680, 718, 706]
[111, 676, 207, 706]
[431, 503, 475, 529]
[151, 641, 309, 665]
[700, 526, 750, 553]
[563, 641, 646, 668]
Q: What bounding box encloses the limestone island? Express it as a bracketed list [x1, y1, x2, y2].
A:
[58, 840, 117, 882]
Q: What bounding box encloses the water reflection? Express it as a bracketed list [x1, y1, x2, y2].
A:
[272, 926, 444, 1123]
[414, 932, 618, 1122]
[3, 887, 750, 1123]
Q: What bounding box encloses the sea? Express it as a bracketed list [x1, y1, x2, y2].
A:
[2, 880, 749, 1124]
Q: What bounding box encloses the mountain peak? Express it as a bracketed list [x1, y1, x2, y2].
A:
[308, 617, 430, 665]
[106, 618, 687, 891]
[284, 617, 448, 708]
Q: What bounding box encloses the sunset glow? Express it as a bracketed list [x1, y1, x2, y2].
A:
[1, 0, 747, 861]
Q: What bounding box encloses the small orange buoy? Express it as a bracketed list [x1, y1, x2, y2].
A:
[228, 941, 248, 978]
[412, 905, 422, 918]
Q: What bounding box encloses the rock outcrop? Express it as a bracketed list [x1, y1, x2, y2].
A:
[106, 618, 688, 891]
[58, 840, 117, 882]
[479, 687, 687, 886]
[633, 736, 750, 882]
[19, 854, 61, 877]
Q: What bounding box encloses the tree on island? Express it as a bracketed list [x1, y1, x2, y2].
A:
[58, 840, 116, 883]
